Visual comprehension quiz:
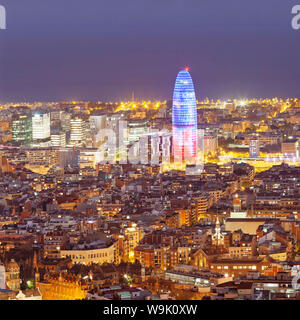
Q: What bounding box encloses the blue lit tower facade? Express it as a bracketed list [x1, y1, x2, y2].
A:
[172, 69, 198, 164]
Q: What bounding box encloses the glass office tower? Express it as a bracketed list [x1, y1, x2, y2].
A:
[172, 69, 198, 164]
[12, 114, 33, 146]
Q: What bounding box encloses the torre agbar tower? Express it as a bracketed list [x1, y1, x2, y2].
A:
[172, 69, 198, 164]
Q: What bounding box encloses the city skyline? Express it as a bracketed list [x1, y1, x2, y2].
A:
[1, 0, 300, 304]
[1, 66, 300, 301]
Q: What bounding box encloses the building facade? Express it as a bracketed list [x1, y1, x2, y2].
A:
[32, 112, 51, 140]
[12, 114, 32, 145]
[172, 69, 198, 164]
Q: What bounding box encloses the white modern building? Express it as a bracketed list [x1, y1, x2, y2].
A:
[70, 118, 86, 147]
[51, 131, 66, 147]
[32, 112, 51, 140]
[90, 114, 106, 133]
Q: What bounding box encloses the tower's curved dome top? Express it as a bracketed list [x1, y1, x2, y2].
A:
[172, 69, 197, 126]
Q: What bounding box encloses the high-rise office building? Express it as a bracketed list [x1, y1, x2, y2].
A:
[32, 112, 51, 140]
[50, 110, 65, 122]
[127, 120, 149, 144]
[12, 114, 32, 145]
[70, 117, 86, 147]
[90, 114, 106, 133]
[90, 113, 107, 147]
[105, 113, 127, 161]
[172, 69, 198, 164]
[204, 132, 218, 155]
[51, 130, 66, 147]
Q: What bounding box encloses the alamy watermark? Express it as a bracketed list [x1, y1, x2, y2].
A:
[95, 122, 204, 175]
[292, 5, 300, 30]
[0, 5, 6, 30]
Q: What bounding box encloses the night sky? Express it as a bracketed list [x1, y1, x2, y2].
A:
[0, 0, 299, 102]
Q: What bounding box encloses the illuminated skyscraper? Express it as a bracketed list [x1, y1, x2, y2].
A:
[32, 111, 50, 140]
[70, 117, 86, 147]
[12, 113, 32, 145]
[51, 130, 66, 147]
[172, 69, 198, 164]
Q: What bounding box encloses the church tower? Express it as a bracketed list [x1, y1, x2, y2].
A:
[212, 217, 224, 246]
